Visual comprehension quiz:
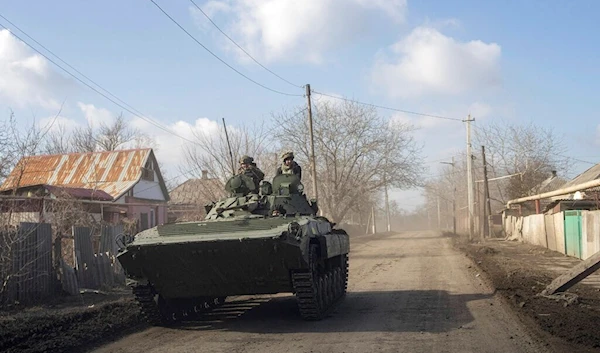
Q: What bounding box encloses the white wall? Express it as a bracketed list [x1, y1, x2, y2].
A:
[502, 210, 600, 259]
[132, 180, 166, 201]
[582, 211, 600, 260]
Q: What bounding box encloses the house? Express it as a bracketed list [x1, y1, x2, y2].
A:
[0, 148, 169, 230]
[541, 164, 600, 214]
[554, 163, 600, 200]
[168, 170, 225, 222]
[529, 170, 567, 213]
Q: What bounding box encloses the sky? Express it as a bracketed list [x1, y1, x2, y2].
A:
[1, 0, 599, 211]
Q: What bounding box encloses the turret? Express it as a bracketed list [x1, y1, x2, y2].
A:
[204, 174, 317, 220]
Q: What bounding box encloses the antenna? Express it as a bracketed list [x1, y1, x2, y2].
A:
[222, 118, 235, 175]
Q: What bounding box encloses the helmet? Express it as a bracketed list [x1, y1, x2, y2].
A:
[239, 155, 253, 164]
[281, 151, 294, 161]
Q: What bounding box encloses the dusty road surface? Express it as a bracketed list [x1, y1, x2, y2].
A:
[93, 231, 548, 353]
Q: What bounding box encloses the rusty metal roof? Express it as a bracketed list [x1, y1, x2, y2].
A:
[169, 178, 225, 205]
[0, 149, 152, 199]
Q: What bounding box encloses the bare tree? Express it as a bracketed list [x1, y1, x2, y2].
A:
[72, 124, 97, 153]
[474, 121, 570, 201]
[0, 118, 16, 181]
[275, 100, 423, 224]
[96, 114, 137, 151]
[71, 113, 146, 152]
[181, 122, 276, 202]
[44, 123, 74, 155]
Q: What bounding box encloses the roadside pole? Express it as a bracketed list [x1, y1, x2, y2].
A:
[465, 115, 475, 240]
[482, 145, 492, 239]
[306, 84, 318, 201]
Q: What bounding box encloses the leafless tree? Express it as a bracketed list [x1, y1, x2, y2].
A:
[274, 100, 423, 224]
[181, 122, 276, 203]
[96, 114, 137, 151]
[71, 113, 145, 152]
[474, 121, 570, 201]
[72, 124, 97, 153]
[44, 122, 74, 155]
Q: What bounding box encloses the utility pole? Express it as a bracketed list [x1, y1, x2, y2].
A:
[306, 84, 319, 201]
[384, 182, 391, 232]
[482, 145, 492, 239]
[441, 157, 457, 234]
[465, 115, 475, 240]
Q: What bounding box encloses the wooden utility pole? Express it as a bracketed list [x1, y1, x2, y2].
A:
[465, 115, 475, 240]
[451, 157, 456, 234]
[482, 145, 492, 239]
[306, 84, 319, 201]
[384, 182, 391, 232]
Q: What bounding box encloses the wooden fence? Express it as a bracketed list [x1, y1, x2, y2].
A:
[1, 223, 53, 306]
[1, 222, 126, 306]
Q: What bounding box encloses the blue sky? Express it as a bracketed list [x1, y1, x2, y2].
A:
[1, 0, 599, 210]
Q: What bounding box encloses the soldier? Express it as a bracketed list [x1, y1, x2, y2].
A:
[237, 155, 264, 190]
[276, 151, 302, 180]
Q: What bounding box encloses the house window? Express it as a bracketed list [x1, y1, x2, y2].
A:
[141, 167, 154, 181]
[150, 209, 155, 228]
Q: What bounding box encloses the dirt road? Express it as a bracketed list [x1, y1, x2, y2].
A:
[93, 231, 548, 353]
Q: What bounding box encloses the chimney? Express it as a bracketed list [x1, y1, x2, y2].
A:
[201, 170, 208, 179]
[551, 170, 557, 178]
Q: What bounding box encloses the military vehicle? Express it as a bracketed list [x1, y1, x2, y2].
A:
[116, 173, 350, 325]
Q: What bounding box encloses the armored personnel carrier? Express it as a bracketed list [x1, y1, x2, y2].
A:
[117, 173, 349, 324]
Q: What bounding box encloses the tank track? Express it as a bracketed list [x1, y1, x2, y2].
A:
[132, 285, 164, 326]
[131, 285, 226, 326]
[292, 252, 348, 320]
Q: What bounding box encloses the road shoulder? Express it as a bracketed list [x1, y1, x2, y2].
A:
[452, 234, 600, 353]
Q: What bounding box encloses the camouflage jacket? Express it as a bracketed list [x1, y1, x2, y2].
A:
[237, 165, 265, 190]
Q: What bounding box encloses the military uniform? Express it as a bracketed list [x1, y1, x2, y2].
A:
[275, 151, 302, 180]
[237, 155, 264, 191]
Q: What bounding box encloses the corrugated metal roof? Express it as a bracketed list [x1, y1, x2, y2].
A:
[0, 149, 151, 199]
[44, 185, 113, 201]
[563, 163, 600, 188]
[169, 178, 225, 205]
[535, 175, 567, 194]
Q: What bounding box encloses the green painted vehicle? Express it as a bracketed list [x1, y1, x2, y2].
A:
[117, 173, 350, 325]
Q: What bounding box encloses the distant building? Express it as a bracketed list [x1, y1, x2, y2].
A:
[543, 164, 600, 214]
[0, 148, 169, 230]
[168, 170, 225, 222]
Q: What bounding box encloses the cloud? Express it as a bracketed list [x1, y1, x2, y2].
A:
[371, 26, 501, 98]
[192, 0, 407, 64]
[0, 29, 72, 110]
[77, 102, 114, 127]
[130, 115, 221, 180]
[38, 115, 81, 133]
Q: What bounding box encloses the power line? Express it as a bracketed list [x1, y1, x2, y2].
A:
[150, 0, 303, 97]
[0, 13, 148, 122]
[0, 21, 201, 146]
[310, 90, 462, 122]
[188, 0, 302, 89]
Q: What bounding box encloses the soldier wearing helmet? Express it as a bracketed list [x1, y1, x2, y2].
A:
[276, 151, 302, 180]
[237, 155, 264, 191]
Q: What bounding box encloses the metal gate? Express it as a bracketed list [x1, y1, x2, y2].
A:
[564, 210, 583, 259]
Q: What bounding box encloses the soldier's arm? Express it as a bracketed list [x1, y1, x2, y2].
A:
[254, 167, 265, 180]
